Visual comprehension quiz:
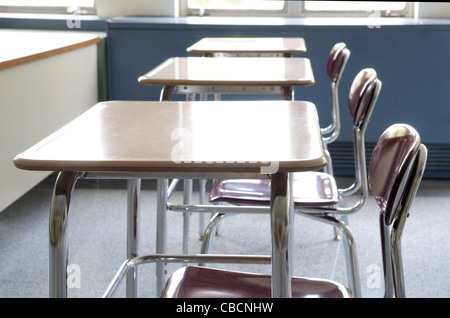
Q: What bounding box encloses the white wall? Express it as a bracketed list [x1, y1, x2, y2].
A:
[0, 42, 98, 212]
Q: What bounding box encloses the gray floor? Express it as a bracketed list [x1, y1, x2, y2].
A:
[0, 174, 449, 298]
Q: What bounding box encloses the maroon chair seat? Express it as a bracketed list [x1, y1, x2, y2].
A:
[161, 266, 349, 298]
[209, 172, 338, 207]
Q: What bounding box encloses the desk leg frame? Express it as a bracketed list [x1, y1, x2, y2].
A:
[270, 172, 293, 298]
[156, 179, 168, 294]
[49, 171, 81, 298]
[126, 179, 140, 297]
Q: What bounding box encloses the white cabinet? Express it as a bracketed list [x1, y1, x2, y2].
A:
[0, 30, 101, 212]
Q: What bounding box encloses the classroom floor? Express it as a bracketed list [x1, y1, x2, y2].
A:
[0, 174, 449, 298]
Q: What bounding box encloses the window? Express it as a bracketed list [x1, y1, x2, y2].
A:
[187, 0, 285, 11]
[180, 1, 413, 17]
[303, 1, 411, 17]
[0, 0, 95, 14]
[181, 0, 290, 16]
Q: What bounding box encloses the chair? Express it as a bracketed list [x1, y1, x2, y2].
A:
[369, 124, 428, 298]
[196, 67, 382, 297]
[161, 123, 427, 298]
[321, 42, 350, 175]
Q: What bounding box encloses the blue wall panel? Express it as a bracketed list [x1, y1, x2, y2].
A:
[106, 18, 450, 148]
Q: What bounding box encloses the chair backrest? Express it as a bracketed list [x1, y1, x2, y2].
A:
[322, 43, 351, 143]
[348, 68, 381, 129]
[327, 42, 350, 84]
[368, 123, 427, 297]
[369, 124, 422, 224]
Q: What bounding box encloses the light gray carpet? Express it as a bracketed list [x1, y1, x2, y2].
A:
[0, 174, 449, 298]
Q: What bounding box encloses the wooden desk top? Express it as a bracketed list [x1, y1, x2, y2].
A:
[14, 100, 326, 174]
[0, 29, 100, 71]
[138, 57, 315, 87]
[186, 37, 307, 55]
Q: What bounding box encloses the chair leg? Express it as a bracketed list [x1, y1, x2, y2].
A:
[322, 147, 342, 241]
[200, 212, 230, 255]
[380, 213, 395, 298]
[300, 212, 361, 298]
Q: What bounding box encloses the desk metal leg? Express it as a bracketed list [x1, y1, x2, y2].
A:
[156, 179, 168, 294]
[126, 179, 140, 297]
[49, 171, 81, 298]
[160, 85, 175, 101]
[270, 172, 293, 298]
[183, 179, 193, 254]
[198, 179, 207, 239]
[282, 86, 294, 101]
[182, 93, 195, 254]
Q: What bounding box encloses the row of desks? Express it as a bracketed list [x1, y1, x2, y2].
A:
[13, 37, 326, 298]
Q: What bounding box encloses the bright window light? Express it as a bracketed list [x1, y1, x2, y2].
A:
[187, 0, 285, 11]
[304, 1, 406, 12]
[0, 0, 94, 6]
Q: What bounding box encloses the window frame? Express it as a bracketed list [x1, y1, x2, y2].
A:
[179, 0, 295, 17]
[179, 1, 414, 18]
[301, 1, 414, 18]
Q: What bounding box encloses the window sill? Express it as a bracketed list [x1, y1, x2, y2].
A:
[108, 15, 450, 28]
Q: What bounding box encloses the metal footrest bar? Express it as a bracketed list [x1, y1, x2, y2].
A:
[167, 202, 269, 214]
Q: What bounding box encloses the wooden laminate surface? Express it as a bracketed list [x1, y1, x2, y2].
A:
[186, 37, 307, 55]
[138, 57, 315, 87]
[14, 100, 326, 173]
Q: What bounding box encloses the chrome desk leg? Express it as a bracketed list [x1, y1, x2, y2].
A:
[156, 179, 168, 295]
[270, 172, 293, 298]
[198, 178, 207, 239]
[126, 179, 141, 297]
[198, 92, 209, 240]
[182, 93, 195, 253]
[183, 179, 193, 254]
[49, 171, 81, 298]
[160, 85, 174, 101]
[282, 86, 294, 101]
